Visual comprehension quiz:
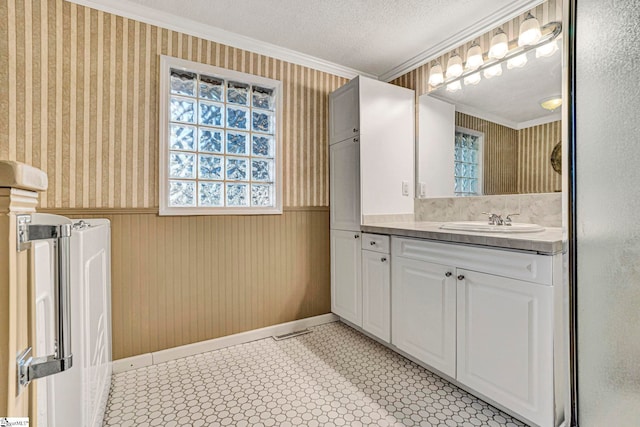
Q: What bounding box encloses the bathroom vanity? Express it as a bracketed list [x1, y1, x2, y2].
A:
[334, 220, 564, 427]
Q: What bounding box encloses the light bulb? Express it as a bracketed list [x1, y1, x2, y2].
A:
[536, 40, 558, 58]
[507, 53, 528, 69]
[465, 43, 484, 70]
[446, 53, 463, 78]
[540, 96, 562, 111]
[483, 63, 502, 79]
[518, 13, 542, 46]
[428, 62, 444, 86]
[446, 81, 462, 92]
[489, 29, 508, 59]
[464, 72, 481, 86]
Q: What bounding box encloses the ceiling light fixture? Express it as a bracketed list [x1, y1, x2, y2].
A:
[446, 81, 462, 92]
[540, 96, 562, 111]
[488, 28, 509, 59]
[518, 13, 542, 46]
[446, 52, 463, 78]
[483, 63, 502, 79]
[465, 42, 484, 70]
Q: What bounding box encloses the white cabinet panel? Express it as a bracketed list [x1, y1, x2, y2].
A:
[329, 79, 359, 144]
[361, 233, 390, 254]
[362, 250, 390, 343]
[330, 138, 360, 231]
[457, 269, 554, 427]
[331, 230, 362, 326]
[392, 257, 456, 377]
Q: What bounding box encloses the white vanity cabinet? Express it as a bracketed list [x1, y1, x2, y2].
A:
[330, 230, 362, 325]
[391, 236, 559, 427]
[391, 256, 456, 377]
[361, 233, 391, 343]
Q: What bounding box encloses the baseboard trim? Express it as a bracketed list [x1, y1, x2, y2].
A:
[112, 313, 339, 373]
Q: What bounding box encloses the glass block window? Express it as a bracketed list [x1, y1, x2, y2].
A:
[160, 56, 281, 215]
[454, 127, 483, 197]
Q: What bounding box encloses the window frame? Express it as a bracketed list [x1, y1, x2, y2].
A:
[159, 55, 283, 216]
[454, 126, 484, 197]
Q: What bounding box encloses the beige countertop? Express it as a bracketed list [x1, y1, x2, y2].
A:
[361, 221, 564, 255]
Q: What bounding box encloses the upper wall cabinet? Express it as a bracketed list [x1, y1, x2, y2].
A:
[329, 82, 360, 144]
[329, 76, 415, 220]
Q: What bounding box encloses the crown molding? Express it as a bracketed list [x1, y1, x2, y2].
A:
[453, 102, 561, 130]
[65, 0, 375, 80]
[379, 0, 545, 82]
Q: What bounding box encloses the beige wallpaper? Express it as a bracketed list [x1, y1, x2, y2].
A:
[518, 120, 562, 193]
[0, 0, 347, 359]
[0, 0, 347, 209]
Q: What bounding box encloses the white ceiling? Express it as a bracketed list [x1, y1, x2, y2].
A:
[79, 0, 542, 79]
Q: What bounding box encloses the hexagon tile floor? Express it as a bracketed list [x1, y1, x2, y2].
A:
[103, 321, 526, 427]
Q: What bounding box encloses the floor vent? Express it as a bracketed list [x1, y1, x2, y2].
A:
[272, 329, 311, 341]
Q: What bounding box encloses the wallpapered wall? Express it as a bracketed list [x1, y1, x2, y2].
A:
[0, 0, 347, 359]
[0, 0, 346, 209]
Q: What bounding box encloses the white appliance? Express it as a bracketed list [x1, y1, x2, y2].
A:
[34, 218, 112, 427]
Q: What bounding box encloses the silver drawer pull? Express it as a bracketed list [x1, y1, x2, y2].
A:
[445, 272, 452, 277]
[370, 241, 376, 246]
[381, 257, 387, 262]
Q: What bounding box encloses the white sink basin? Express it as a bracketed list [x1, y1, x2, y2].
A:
[440, 221, 545, 233]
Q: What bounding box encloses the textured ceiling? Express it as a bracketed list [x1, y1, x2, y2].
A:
[119, 0, 523, 77]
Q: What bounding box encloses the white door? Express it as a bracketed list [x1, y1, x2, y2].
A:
[330, 138, 360, 231]
[392, 257, 456, 377]
[329, 79, 359, 144]
[362, 249, 390, 343]
[456, 269, 553, 427]
[331, 230, 362, 326]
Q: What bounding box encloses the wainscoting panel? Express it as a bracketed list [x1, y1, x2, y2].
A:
[56, 209, 330, 360]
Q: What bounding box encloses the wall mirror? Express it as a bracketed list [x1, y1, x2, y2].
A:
[417, 26, 562, 198]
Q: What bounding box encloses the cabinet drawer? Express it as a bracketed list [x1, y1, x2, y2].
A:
[392, 237, 553, 285]
[361, 233, 390, 253]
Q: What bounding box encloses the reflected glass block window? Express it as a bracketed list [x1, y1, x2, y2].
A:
[454, 127, 483, 197]
[162, 57, 280, 213]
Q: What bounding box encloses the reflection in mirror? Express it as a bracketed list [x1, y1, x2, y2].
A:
[417, 30, 562, 198]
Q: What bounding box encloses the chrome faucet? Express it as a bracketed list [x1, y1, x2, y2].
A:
[482, 212, 503, 225]
[482, 212, 520, 226]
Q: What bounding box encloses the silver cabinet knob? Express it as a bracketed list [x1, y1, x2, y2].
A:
[445, 272, 452, 277]
[353, 137, 359, 142]
[381, 257, 387, 262]
[354, 234, 360, 239]
[370, 241, 376, 246]
[457, 274, 465, 281]
[353, 128, 358, 133]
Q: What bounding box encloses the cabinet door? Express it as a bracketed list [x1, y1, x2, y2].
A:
[362, 249, 390, 343]
[329, 79, 359, 144]
[330, 138, 360, 231]
[331, 230, 362, 326]
[391, 257, 456, 377]
[456, 269, 553, 427]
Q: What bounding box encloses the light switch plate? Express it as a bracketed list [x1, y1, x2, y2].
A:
[402, 181, 409, 196]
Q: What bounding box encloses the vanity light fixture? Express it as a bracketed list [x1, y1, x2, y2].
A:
[536, 39, 558, 58]
[428, 62, 444, 86]
[540, 96, 562, 111]
[464, 72, 481, 86]
[446, 52, 463, 78]
[518, 13, 542, 46]
[507, 53, 528, 69]
[483, 63, 502, 79]
[465, 42, 484, 70]
[446, 80, 462, 92]
[488, 28, 509, 59]
[427, 21, 561, 92]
